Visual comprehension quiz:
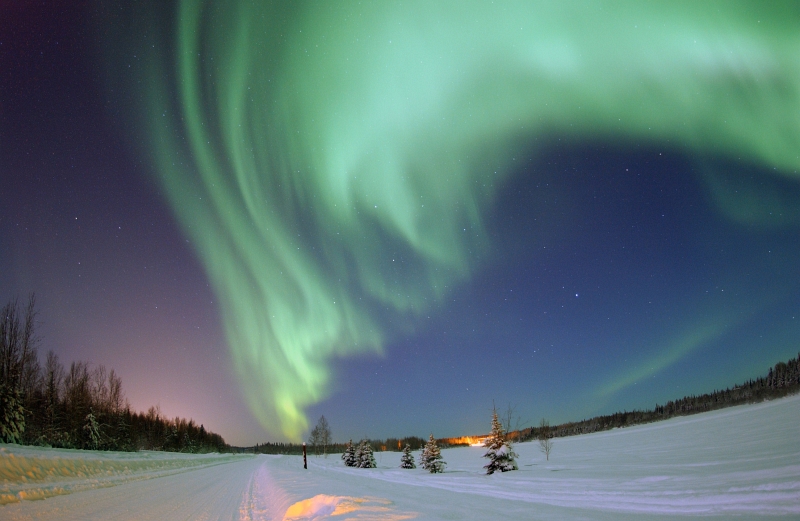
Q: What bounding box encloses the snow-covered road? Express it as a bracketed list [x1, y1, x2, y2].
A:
[2, 394, 799, 520]
[0, 451, 261, 520]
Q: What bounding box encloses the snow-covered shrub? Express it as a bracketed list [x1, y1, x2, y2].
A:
[400, 443, 416, 469]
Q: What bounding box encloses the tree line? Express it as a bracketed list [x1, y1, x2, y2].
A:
[517, 352, 800, 442]
[0, 296, 228, 452]
[251, 433, 467, 455]
[248, 414, 467, 455]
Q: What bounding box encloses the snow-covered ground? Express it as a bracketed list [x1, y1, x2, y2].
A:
[2, 394, 799, 520]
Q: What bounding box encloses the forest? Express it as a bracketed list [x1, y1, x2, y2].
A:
[0, 296, 227, 452]
[515, 352, 800, 443]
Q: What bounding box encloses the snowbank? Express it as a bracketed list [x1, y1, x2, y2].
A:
[0, 446, 245, 505]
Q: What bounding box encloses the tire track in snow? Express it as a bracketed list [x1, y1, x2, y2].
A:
[239, 456, 293, 521]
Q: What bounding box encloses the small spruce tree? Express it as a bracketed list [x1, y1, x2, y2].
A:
[400, 443, 416, 469]
[342, 439, 357, 467]
[420, 434, 446, 473]
[358, 439, 376, 468]
[483, 407, 518, 474]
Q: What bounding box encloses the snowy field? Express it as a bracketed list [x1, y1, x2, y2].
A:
[2, 394, 799, 520]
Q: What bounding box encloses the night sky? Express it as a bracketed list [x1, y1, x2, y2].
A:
[2, 1, 799, 446]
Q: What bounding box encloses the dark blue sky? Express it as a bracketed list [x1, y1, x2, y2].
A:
[319, 142, 800, 440]
[2, 2, 799, 445]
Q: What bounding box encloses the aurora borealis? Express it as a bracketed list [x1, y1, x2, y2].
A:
[2, 1, 799, 444]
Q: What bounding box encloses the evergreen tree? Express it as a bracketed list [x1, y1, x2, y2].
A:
[358, 439, 377, 468]
[0, 384, 25, 443]
[483, 407, 518, 474]
[353, 439, 363, 465]
[182, 430, 195, 453]
[418, 440, 428, 468]
[342, 439, 357, 467]
[0, 296, 37, 445]
[83, 408, 101, 450]
[420, 434, 446, 473]
[308, 423, 321, 456]
[400, 443, 416, 469]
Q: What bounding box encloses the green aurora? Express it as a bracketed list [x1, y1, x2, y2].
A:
[130, 1, 800, 439]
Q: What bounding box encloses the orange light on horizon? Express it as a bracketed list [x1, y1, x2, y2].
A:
[441, 435, 487, 447]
